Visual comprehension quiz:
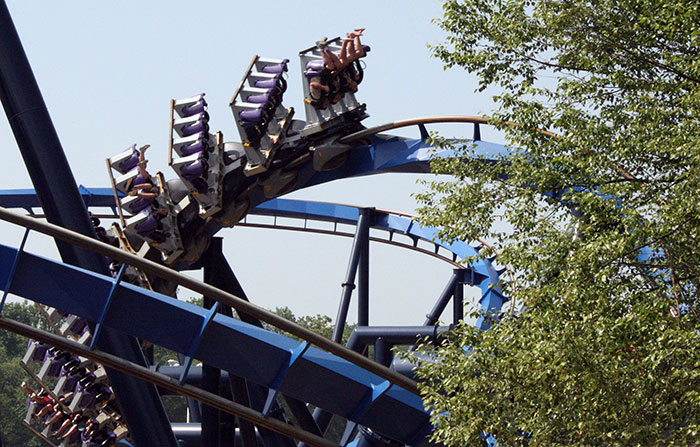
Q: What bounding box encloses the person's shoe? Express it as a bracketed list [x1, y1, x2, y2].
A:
[315, 37, 328, 49]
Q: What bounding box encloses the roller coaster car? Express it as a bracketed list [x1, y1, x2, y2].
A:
[169, 94, 225, 219]
[230, 56, 295, 175]
[298, 37, 369, 136]
[123, 173, 185, 265]
[107, 144, 140, 175]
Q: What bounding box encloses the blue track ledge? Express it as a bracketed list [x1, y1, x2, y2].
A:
[0, 243, 431, 445]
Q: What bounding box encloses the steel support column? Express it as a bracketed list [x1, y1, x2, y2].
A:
[453, 268, 465, 324]
[0, 3, 177, 446]
[422, 271, 460, 326]
[357, 209, 372, 328]
[202, 238, 298, 447]
[178, 353, 203, 423]
[332, 210, 371, 343]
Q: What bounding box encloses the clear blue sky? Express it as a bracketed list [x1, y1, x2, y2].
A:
[0, 1, 503, 325]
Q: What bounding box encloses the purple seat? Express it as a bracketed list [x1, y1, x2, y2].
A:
[136, 214, 158, 237]
[239, 108, 264, 123]
[262, 59, 289, 74]
[95, 386, 112, 403]
[305, 70, 324, 82]
[181, 113, 209, 137]
[118, 145, 139, 172]
[77, 383, 101, 408]
[66, 317, 88, 336]
[254, 77, 280, 89]
[28, 340, 50, 362]
[306, 60, 324, 71]
[59, 364, 83, 392]
[181, 98, 207, 117]
[247, 93, 270, 104]
[128, 198, 151, 214]
[45, 350, 72, 377]
[131, 170, 148, 188]
[180, 135, 208, 156]
[181, 157, 206, 178]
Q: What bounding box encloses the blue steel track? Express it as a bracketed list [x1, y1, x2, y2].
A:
[0, 132, 511, 447]
[0, 2, 514, 444]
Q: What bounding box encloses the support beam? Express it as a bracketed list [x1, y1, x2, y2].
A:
[332, 210, 371, 343]
[453, 268, 465, 324]
[422, 271, 460, 326]
[177, 353, 203, 423]
[203, 238, 296, 447]
[0, 4, 176, 446]
[357, 208, 372, 328]
[0, 316, 341, 447]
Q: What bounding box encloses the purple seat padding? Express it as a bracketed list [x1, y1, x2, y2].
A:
[46, 351, 72, 377]
[67, 317, 88, 336]
[132, 171, 148, 188]
[180, 136, 208, 156]
[254, 77, 280, 89]
[59, 365, 83, 392]
[262, 59, 289, 74]
[136, 214, 158, 236]
[77, 384, 100, 408]
[28, 340, 50, 362]
[128, 198, 151, 214]
[305, 70, 322, 81]
[240, 120, 260, 129]
[306, 60, 324, 71]
[247, 93, 270, 104]
[118, 146, 139, 172]
[181, 115, 209, 137]
[181, 158, 205, 178]
[181, 99, 207, 117]
[239, 108, 263, 122]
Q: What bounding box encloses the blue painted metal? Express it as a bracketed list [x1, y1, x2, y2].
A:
[89, 263, 127, 350]
[0, 126, 514, 446]
[332, 210, 371, 343]
[0, 243, 431, 446]
[0, 187, 118, 210]
[357, 209, 372, 327]
[262, 341, 310, 416]
[0, 2, 177, 445]
[180, 301, 221, 385]
[0, 227, 28, 313]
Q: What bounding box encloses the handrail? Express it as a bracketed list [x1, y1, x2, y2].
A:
[0, 206, 420, 395]
[0, 316, 340, 447]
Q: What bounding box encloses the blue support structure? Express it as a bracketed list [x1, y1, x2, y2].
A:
[201, 238, 296, 447]
[332, 209, 371, 343]
[423, 271, 460, 326]
[0, 227, 28, 313]
[0, 3, 177, 445]
[357, 208, 373, 328]
[453, 268, 465, 324]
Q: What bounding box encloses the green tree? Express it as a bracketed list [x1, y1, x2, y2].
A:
[268, 306, 356, 344]
[414, 1, 700, 445]
[0, 301, 46, 447]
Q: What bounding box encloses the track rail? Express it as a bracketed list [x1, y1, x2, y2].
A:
[0, 205, 419, 395]
[0, 316, 339, 447]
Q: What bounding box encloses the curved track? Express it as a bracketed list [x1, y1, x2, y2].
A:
[0, 113, 513, 447]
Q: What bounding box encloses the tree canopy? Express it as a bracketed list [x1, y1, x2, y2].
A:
[414, 0, 700, 445]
